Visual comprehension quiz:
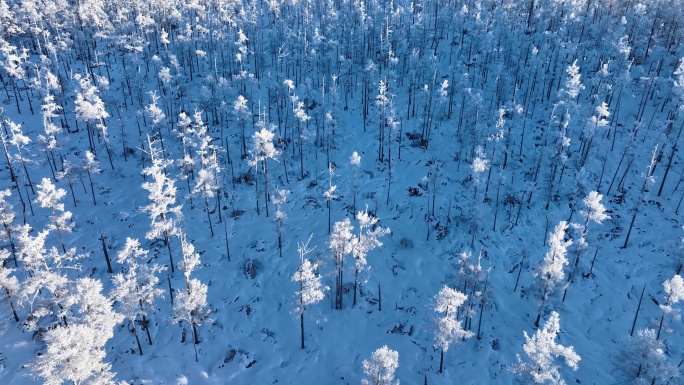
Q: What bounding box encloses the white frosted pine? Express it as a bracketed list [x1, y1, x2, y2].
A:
[248, 120, 280, 167]
[581, 191, 610, 225]
[31, 323, 117, 385]
[292, 237, 327, 315]
[564, 60, 584, 100]
[31, 277, 121, 385]
[145, 91, 165, 126]
[273, 189, 290, 226]
[141, 137, 182, 242]
[513, 312, 580, 385]
[361, 345, 400, 385]
[178, 233, 201, 281]
[434, 285, 468, 315]
[351, 208, 390, 270]
[0, 189, 16, 261]
[471, 146, 490, 175]
[433, 286, 473, 358]
[172, 278, 211, 331]
[83, 150, 101, 176]
[0, 247, 19, 320]
[111, 238, 165, 327]
[74, 74, 109, 123]
[36, 178, 74, 250]
[657, 274, 684, 338]
[329, 218, 353, 264]
[615, 329, 679, 384]
[323, 163, 338, 203]
[537, 221, 572, 286]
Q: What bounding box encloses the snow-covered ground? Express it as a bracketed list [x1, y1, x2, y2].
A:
[0, 1, 683, 384]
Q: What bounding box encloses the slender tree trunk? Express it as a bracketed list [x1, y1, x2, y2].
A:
[131, 319, 143, 355]
[100, 233, 113, 273]
[630, 284, 646, 337]
[142, 314, 153, 345]
[439, 348, 444, 373]
[300, 312, 305, 349]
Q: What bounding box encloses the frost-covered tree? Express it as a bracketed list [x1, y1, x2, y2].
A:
[563, 191, 610, 302]
[656, 274, 684, 340]
[30, 278, 123, 385]
[173, 233, 211, 361]
[329, 218, 353, 309]
[615, 329, 679, 384]
[172, 277, 211, 361]
[575, 191, 610, 250]
[433, 286, 473, 373]
[323, 163, 337, 234]
[16, 224, 78, 330]
[111, 238, 165, 354]
[351, 208, 390, 306]
[82, 150, 101, 205]
[145, 91, 166, 150]
[191, 110, 221, 236]
[141, 136, 182, 273]
[534, 221, 572, 327]
[273, 188, 290, 258]
[455, 250, 488, 334]
[0, 189, 18, 266]
[361, 345, 400, 385]
[292, 236, 327, 349]
[4, 118, 34, 193]
[350, 151, 361, 214]
[234, 94, 250, 158]
[512, 311, 580, 385]
[0, 247, 19, 321]
[249, 117, 280, 217]
[74, 74, 110, 163]
[36, 178, 74, 253]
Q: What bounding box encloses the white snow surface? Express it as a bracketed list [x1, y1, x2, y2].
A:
[0, 2, 682, 385]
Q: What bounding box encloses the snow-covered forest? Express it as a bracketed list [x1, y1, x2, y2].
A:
[0, 0, 683, 383]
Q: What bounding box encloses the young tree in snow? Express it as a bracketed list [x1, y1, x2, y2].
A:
[173, 233, 211, 361]
[141, 136, 182, 273]
[249, 116, 280, 217]
[455, 250, 488, 334]
[82, 150, 101, 205]
[0, 248, 20, 322]
[273, 188, 290, 258]
[145, 91, 167, 154]
[623, 144, 658, 249]
[433, 286, 473, 373]
[329, 218, 353, 310]
[74, 74, 111, 167]
[191, 110, 221, 236]
[512, 311, 580, 385]
[0, 189, 18, 266]
[111, 238, 165, 354]
[534, 221, 572, 328]
[351, 208, 390, 306]
[323, 163, 337, 234]
[292, 236, 327, 349]
[361, 345, 400, 385]
[563, 191, 609, 301]
[234, 94, 250, 158]
[656, 274, 684, 340]
[350, 151, 361, 214]
[36, 178, 74, 253]
[615, 329, 679, 384]
[4, 117, 34, 193]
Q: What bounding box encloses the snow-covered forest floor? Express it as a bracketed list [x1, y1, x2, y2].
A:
[0, 0, 683, 384]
